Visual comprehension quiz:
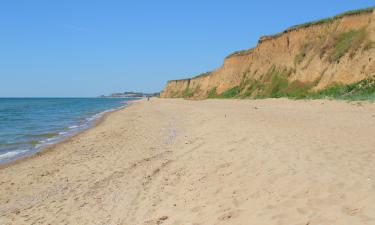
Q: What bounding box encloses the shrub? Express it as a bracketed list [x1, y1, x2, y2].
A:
[220, 86, 241, 98]
[207, 87, 218, 98]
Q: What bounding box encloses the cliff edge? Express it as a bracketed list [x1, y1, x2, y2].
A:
[161, 7, 375, 99]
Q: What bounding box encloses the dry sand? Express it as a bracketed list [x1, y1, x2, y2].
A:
[1, 98, 375, 225]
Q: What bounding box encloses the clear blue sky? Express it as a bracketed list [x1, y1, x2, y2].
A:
[1, 0, 374, 97]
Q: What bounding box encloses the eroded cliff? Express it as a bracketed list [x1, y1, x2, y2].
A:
[161, 7, 375, 99]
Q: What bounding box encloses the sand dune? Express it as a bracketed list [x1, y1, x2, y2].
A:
[1, 98, 375, 225]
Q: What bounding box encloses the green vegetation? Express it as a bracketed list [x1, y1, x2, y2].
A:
[220, 86, 241, 98]
[262, 69, 290, 98]
[239, 79, 265, 98]
[207, 87, 218, 98]
[225, 7, 374, 60]
[170, 6, 375, 101]
[364, 40, 375, 50]
[288, 17, 335, 32]
[260, 7, 374, 42]
[169, 90, 180, 98]
[309, 78, 375, 101]
[335, 7, 375, 18]
[182, 88, 194, 98]
[210, 77, 375, 101]
[257, 67, 313, 99]
[206, 64, 375, 101]
[193, 71, 211, 79]
[172, 75, 375, 101]
[207, 86, 242, 99]
[294, 51, 306, 65]
[282, 81, 312, 98]
[286, 6, 375, 32]
[226, 49, 254, 58]
[294, 43, 312, 65]
[211, 67, 311, 99]
[182, 85, 201, 98]
[329, 28, 368, 62]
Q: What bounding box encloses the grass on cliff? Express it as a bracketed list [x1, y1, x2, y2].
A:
[207, 86, 241, 98]
[287, 6, 375, 32]
[294, 43, 312, 65]
[297, 27, 373, 64]
[213, 67, 312, 99]
[255, 67, 311, 99]
[209, 64, 375, 101]
[182, 89, 194, 98]
[329, 28, 369, 62]
[220, 86, 241, 98]
[226, 49, 254, 58]
[308, 78, 375, 101]
[181, 85, 201, 98]
[207, 87, 218, 98]
[214, 78, 375, 101]
[224, 6, 375, 60]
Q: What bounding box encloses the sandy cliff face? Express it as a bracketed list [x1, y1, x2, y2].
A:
[161, 9, 375, 98]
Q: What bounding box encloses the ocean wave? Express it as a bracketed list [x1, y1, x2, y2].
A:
[0, 150, 28, 160]
[0, 98, 131, 164]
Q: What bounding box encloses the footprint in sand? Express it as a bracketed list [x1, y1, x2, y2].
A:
[218, 210, 240, 221]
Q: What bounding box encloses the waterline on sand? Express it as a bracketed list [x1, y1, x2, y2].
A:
[0, 98, 136, 164]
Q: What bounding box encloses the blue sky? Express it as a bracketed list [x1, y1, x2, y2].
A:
[0, 0, 374, 97]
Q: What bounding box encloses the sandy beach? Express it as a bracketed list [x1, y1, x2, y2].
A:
[1, 98, 375, 225]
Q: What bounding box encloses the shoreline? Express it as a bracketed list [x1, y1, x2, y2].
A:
[0, 99, 139, 169]
[0, 108, 109, 170]
[1, 98, 374, 224]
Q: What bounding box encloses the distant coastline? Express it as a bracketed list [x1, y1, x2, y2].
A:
[99, 91, 160, 98]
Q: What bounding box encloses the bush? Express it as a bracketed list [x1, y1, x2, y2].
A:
[207, 87, 218, 98]
[220, 86, 241, 98]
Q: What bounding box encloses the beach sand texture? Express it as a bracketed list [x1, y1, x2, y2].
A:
[1, 98, 375, 225]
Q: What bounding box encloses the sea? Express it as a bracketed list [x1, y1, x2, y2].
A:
[0, 98, 138, 164]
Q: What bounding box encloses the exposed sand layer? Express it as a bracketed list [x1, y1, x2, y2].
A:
[1, 98, 375, 225]
[161, 11, 375, 99]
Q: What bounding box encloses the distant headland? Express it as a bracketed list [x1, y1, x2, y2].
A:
[99, 91, 160, 98]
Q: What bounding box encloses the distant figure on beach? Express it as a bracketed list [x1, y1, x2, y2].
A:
[147, 96, 150, 101]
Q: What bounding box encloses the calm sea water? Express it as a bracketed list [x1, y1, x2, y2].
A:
[0, 98, 137, 164]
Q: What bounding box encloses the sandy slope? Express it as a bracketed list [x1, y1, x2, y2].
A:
[1, 98, 375, 225]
